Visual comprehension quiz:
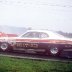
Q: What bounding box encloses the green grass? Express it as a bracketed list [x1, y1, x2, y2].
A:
[0, 56, 72, 72]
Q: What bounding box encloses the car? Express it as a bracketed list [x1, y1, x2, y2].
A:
[0, 30, 72, 58]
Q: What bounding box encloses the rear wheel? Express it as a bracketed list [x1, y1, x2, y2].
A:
[50, 47, 59, 55]
[46, 46, 60, 56]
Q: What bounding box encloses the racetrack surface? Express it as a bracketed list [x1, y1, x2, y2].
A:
[0, 51, 72, 62]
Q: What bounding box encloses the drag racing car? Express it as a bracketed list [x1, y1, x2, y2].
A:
[0, 30, 72, 58]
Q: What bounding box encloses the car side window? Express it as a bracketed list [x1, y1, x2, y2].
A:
[21, 32, 40, 38]
[21, 32, 34, 38]
[40, 32, 49, 38]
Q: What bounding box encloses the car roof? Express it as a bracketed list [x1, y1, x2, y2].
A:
[24, 30, 55, 33]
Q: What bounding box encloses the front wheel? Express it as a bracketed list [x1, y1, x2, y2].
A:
[0, 42, 13, 52]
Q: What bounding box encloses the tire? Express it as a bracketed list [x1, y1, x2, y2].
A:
[0, 42, 13, 52]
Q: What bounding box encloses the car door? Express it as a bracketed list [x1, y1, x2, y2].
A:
[15, 32, 40, 50]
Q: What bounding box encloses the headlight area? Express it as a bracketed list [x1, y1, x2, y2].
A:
[50, 47, 59, 55]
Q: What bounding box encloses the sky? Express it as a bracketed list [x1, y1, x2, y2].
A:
[0, 0, 72, 32]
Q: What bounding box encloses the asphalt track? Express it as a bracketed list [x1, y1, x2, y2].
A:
[0, 51, 72, 62]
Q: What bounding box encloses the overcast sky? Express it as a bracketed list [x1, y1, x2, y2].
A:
[0, 0, 72, 32]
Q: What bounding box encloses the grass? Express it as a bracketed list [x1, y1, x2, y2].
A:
[0, 56, 72, 72]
